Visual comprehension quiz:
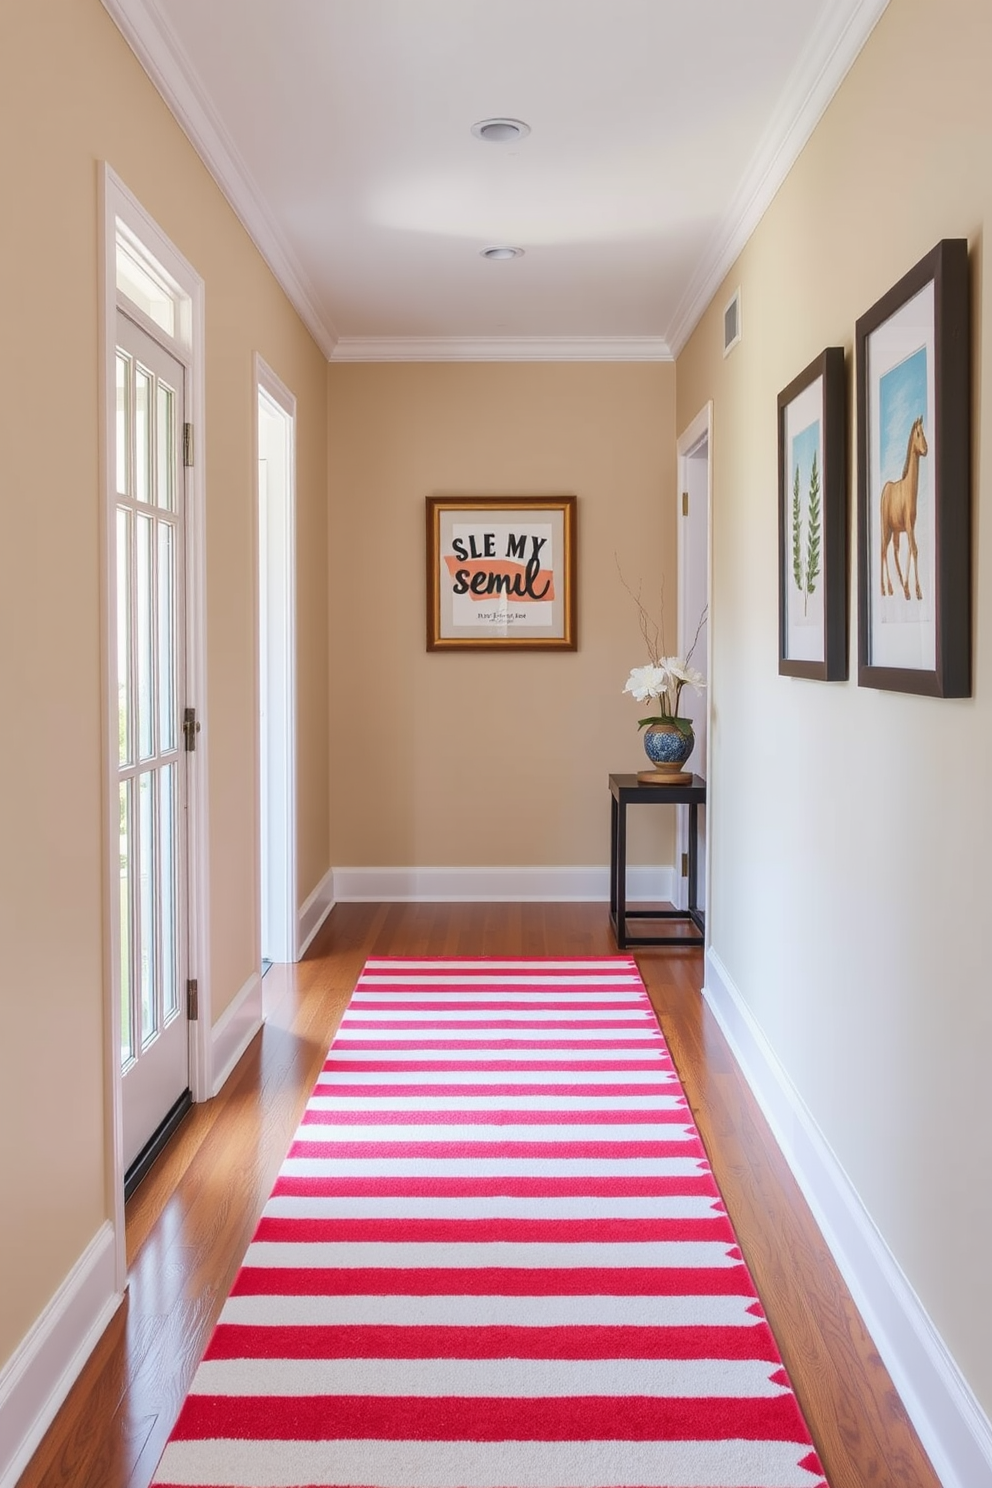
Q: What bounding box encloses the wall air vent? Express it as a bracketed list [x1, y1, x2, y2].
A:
[723, 287, 742, 356]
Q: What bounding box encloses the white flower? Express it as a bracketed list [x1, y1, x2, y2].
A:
[623, 663, 669, 703]
[666, 660, 705, 692]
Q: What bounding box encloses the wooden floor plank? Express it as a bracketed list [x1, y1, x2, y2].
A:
[16, 904, 942, 1488]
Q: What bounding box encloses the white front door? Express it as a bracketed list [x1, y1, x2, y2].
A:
[115, 310, 190, 1171]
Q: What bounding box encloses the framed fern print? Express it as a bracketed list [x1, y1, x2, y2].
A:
[777, 347, 847, 680]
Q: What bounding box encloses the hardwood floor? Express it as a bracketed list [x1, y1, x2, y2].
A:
[17, 903, 941, 1487]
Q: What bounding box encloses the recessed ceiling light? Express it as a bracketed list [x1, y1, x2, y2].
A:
[480, 246, 524, 260]
[471, 117, 530, 143]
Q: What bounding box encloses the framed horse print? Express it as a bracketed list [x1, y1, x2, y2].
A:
[855, 238, 971, 696]
[777, 347, 848, 680]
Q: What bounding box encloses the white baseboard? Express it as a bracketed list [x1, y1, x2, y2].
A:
[299, 867, 335, 956]
[331, 864, 675, 904]
[210, 970, 263, 1097]
[0, 1222, 122, 1488]
[704, 947, 992, 1488]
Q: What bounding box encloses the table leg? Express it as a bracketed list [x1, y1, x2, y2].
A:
[609, 794, 618, 919]
[615, 797, 628, 949]
[688, 801, 699, 928]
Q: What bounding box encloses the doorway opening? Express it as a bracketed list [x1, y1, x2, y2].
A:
[256, 360, 298, 965]
[676, 405, 712, 918]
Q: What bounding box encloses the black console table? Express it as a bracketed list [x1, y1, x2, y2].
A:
[609, 773, 706, 949]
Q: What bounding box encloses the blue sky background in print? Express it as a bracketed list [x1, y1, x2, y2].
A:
[791, 420, 820, 524]
[880, 346, 928, 486]
[868, 280, 936, 665]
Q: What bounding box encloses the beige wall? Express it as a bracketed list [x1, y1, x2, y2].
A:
[0, 0, 328, 1367]
[677, 0, 992, 1412]
[327, 363, 679, 873]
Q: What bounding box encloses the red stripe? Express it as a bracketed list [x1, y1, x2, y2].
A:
[301, 1108, 687, 1126]
[288, 1139, 703, 1160]
[341, 1017, 655, 1030]
[230, 1267, 754, 1298]
[348, 999, 651, 1011]
[171, 1392, 810, 1443]
[330, 1039, 665, 1051]
[205, 1321, 778, 1362]
[321, 1060, 673, 1073]
[272, 1176, 716, 1198]
[254, 1217, 734, 1244]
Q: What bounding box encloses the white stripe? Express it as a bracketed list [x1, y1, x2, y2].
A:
[350, 990, 647, 1003]
[191, 1356, 788, 1399]
[323, 1048, 668, 1061]
[244, 1240, 737, 1269]
[334, 1026, 662, 1041]
[155, 1437, 823, 1488]
[307, 1095, 684, 1112]
[358, 974, 644, 986]
[218, 1291, 762, 1329]
[281, 1156, 707, 1177]
[316, 1068, 677, 1085]
[341, 1008, 655, 1022]
[296, 1122, 693, 1144]
[262, 1194, 722, 1220]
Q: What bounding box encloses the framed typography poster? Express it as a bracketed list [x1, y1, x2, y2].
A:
[425, 495, 577, 651]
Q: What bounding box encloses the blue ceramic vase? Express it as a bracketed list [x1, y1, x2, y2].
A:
[641, 720, 694, 777]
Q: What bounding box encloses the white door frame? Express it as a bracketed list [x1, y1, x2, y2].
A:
[100, 165, 210, 1292]
[676, 403, 713, 926]
[254, 356, 298, 964]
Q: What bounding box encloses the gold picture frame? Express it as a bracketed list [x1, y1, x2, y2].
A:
[426, 495, 577, 651]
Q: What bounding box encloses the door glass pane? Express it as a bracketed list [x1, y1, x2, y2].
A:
[117, 507, 131, 766]
[116, 354, 130, 496]
[136, 513, 154, 759]
[139, 770, 157, 1046]
[157, 383, 175, 511]
[158, 523, 175, 751]
[120, 780, 134, 1067]
[160, 763, 178, 1020]
[135, 367, 152, 505]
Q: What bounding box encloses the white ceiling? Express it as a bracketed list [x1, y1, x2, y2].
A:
[103, 0, 888, 360]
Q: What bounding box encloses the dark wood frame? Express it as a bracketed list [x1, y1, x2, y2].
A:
[777, 347, 848, 680]
[426, 494, 577, 651]
[855, 238, 971, 696]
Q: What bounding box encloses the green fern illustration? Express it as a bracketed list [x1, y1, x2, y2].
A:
[804, 450, 821, 617]
[791, 464, 803, 594]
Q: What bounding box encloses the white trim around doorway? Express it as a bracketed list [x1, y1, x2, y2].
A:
[675, 403, 713, 925]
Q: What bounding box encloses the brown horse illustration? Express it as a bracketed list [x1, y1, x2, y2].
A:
[880, 415, 928, 600]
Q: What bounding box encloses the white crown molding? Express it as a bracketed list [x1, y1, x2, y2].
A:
[329, 337, 673, 364]
[666, 0, 891, 356]
[100, 0, 339, 359]
[703, 947, 992, 1488]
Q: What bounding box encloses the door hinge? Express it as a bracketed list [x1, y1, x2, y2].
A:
[681, 852, 689, 878]
[183, 421, 194, 468]
[187, 979, 199, 1021]
[183, 706, 200, 752]
[682, 491, 689, 516]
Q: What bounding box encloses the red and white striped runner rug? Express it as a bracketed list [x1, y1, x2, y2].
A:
[153, 956, 828, 1488]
